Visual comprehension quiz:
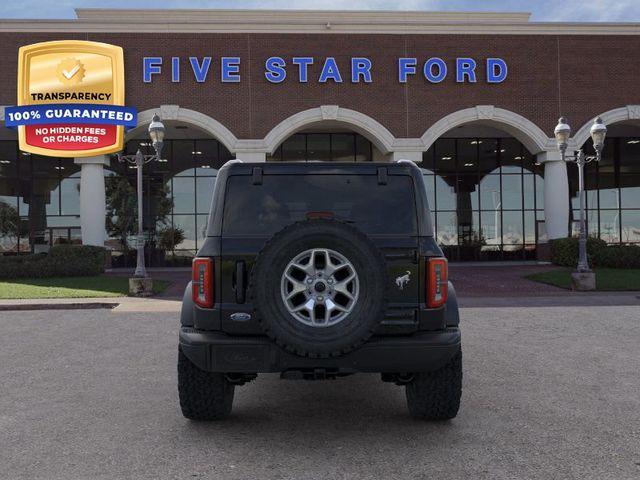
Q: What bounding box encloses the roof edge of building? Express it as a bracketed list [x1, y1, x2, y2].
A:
[0, 9, 638, 34]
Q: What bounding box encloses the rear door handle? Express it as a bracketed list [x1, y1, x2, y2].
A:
[234, 261, 246, 304]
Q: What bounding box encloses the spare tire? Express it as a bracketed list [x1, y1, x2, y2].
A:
[250, 219, 387, 358]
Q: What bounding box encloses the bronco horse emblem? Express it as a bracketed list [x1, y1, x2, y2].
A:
[395, 271, 411, 290]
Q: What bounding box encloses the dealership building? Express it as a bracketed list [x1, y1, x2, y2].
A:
[0, 9, 639, 263]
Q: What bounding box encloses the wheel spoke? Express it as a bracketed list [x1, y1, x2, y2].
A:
[281, 248, 359, 328]
[334, 273, 356, 300]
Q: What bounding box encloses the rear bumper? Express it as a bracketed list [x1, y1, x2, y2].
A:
[179, 327, 461, 374]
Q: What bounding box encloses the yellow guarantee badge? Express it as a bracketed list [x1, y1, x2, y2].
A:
[5, 40, 136, 158]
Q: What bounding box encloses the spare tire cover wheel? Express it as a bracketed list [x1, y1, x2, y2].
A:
[251, 219, 387, 358]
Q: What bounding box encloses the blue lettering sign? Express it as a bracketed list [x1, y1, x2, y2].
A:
[398, 58, 417, 83]
[221, 57, 241, 83]
[487, 58, 508, 83]
[351, 57, 372, 83]
[424, 58, 447, 83]
[171, 57, 180, 83]
[319, 57, 342, 83]
[189, 57, 211, 83]
[456, 58, 477, 83]
[265, 56, 287, 83]
[143, 57, 162, 83]
[292, 57, 314, 82]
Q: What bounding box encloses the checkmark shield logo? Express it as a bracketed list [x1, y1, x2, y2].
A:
[56, 58, 85, 85]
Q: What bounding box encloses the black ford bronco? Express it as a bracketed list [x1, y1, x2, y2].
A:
[178, 160, 461, 420]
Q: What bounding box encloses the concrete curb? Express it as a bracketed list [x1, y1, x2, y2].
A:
[0, 302, 119, 311]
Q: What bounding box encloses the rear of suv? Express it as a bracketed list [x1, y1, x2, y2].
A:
[179, 160, 461, 420]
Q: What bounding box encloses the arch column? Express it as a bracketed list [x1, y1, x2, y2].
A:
[74, 155, 109, 246]
[538, 151, 569, 239]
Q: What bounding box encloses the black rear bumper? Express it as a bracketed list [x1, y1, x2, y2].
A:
[179, 327, 461, 374]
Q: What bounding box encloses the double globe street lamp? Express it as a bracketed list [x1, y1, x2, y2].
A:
[553, 116, 607, 290]
[117, 114, 166, 295]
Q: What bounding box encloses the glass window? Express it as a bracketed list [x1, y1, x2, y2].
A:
[501, 175, 523, 210]
[457, 138, 478, 173]
[479, 175, 501, 211]
[455, 176, 479, 210]
[435, 175, 456, 211]
[620, 174, 640, 209]
[331, 134, 355, 162]
[196, 214, 209, 244]
[535, 174, 544, 210]
[621, 210, 640, 243]
[173, 140, 195, 176]
[306, 134, 331, 162]
[422, 147, 435, 171]
[282, 134, 306, 162]
[31, 155, 59, 178]
[421, 173, 435, 211]
[355, 135, 372, 162]
[477, 139, 498, 174]
[0, 141, 18, 177]
[481, 209, 501, 246]
[222, 174, 417, 236]
[502, 211, 524, 247]
[436, 211, 457, 245]
[524, 210, 536, 245]
[599, 210, 620, 243]
[60, 177, 80, 215]
[172, 214, 196, 252]
[619, 138, 640, 174]
[523, 174, 536, 210]
[172, 177, 195, 214]
[434, 139, 456, 176]
[500, 138, 523, 174]
[196, 176, 216, 214]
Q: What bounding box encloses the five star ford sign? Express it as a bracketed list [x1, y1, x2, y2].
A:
[5, 40, 137, 158]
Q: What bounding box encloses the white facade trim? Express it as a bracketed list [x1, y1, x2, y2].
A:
[421, 106, 554, 154]
[572, 105, 640, 148]
[129, 106, 239, 153]
[1, 10, 639, 35]
[263, 106, 397, 155]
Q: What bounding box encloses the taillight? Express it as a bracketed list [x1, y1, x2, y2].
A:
[192, 257, 214, 308]
[426, 257, 448, 308]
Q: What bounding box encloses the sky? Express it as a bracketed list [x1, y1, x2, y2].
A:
[0, 0, 639, 22]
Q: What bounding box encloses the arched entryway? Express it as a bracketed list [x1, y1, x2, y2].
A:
[568, 108, 640, 245]
[419, 110, 550, 261]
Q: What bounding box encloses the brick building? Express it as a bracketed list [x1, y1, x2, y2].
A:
[0, 9, 639, 263]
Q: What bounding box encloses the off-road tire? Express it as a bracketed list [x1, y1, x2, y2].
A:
[178, 347, 235, 420]
[405, 348, 462, 420]
[250, 219, 387, 358]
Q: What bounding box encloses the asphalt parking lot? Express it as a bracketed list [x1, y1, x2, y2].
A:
[2, 305, 639, 480]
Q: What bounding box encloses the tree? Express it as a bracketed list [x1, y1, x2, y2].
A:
[105, 176, 173, 252]
[0, 201, 21, 252]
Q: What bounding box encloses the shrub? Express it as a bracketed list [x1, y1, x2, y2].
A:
[157, 226, 185, 252]
[0, 245, 106, 279]
[550, 237, 640, 268]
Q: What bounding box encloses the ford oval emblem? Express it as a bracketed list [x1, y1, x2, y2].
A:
[230, 312, 252, 322]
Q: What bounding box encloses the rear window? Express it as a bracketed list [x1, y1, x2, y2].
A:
[222, 174, 417, 235]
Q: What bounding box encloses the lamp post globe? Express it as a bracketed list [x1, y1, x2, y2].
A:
[148, 113, 166, 157]
[590, 116, 607, 154]
[554, 117, 571, 155]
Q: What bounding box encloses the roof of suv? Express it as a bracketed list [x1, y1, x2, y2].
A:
[206, 160, 434, 237]
[221, 160, 422, 175]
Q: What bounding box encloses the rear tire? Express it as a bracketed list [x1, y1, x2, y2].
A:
[178, 347, 235, 420]
[405, 348, 462, 420]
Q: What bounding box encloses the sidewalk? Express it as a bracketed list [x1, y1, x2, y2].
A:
[1, 263, 638, 312]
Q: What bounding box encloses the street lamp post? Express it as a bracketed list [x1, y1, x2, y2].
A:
[117, 114, 165, 293]
[553, 116, 607, 289]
